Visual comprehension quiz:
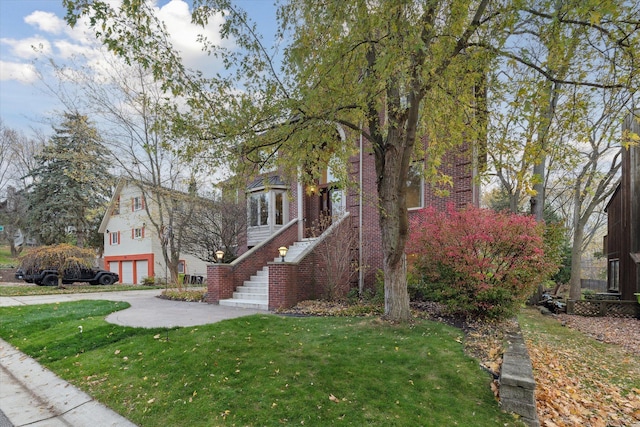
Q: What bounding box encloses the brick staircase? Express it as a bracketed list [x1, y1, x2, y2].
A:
[219, 238, 316, 310]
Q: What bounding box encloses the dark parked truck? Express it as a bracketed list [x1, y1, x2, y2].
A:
[15, 267, 119, 286]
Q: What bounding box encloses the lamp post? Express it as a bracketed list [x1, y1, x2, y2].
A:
[215, 250, 224, 263]
[278, 246, 288, 262]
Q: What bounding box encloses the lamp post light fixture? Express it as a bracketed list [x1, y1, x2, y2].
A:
[278, 246, 288, 262]
[215, 250, 225, 263]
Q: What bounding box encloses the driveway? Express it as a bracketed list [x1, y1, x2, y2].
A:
[0, 289, 269, 327]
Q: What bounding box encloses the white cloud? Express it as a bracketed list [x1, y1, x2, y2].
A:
[24, 11, 67, 35]
[0, 61, 40, 84]
[53, 39, 100, 60]
[1, 1, 230, 91]
[49, 0, 229, 76]
[155, 0, 229, 73]
[1, 36, 52, 59]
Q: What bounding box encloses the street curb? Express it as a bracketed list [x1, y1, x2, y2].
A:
[0, 338, 137, 427]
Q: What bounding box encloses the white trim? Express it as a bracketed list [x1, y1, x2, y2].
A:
[297, 180, 304, 240]
[231, 218, 298, 266]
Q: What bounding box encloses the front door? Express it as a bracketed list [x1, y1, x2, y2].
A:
[319, 187, 332, 218]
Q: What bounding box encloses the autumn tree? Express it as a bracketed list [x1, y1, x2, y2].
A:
[40, 53, 214, 284]
[486, 3, 639, 299]
[25, 112, 113, 248]
[19, 243, 94, 287]
[65, 0, 640, 321]
[180, 194, 247, 264]
[0, 120, 15, 199]
[549, 96, 632, 300]
[0, 121, 43, 255]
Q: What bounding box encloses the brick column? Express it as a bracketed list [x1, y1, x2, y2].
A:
[268, 262, 297, 310]
[206, 264, 234, 304]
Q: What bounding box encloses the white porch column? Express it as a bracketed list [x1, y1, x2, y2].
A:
[297, 180, 304, 241]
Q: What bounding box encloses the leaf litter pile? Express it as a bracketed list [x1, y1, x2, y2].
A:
[521, 311, 640, 427]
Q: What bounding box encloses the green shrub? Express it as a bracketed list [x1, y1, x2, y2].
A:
[407, 277, 432, 302]
[141, 276, 156, 286]
[161, 289, 206, 302]
[346, 287, 360, 304]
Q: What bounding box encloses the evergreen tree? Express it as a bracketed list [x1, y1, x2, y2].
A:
[26, 112, 113, 248]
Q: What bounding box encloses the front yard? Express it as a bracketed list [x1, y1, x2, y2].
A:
[0, 300, 522, 427]
[0, 283, 163, 296]
[2, 278, 638, 426]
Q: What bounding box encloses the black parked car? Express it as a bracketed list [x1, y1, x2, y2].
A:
[15, 267, 119, 286]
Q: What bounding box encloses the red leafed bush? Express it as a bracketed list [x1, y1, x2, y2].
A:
[407, 204, 558, 320]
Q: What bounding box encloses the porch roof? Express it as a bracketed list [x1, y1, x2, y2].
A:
[247, 175, 287, 191]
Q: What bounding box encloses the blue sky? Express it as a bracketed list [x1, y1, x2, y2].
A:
[0, 0, 278, 136]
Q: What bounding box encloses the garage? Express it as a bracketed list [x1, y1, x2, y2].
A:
[121, 261, 134, 284]
[135, 260, 149, 284]
[104, 254, 154, 285]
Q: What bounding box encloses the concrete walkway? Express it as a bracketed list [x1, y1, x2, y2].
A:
[0, 289, 268, 426]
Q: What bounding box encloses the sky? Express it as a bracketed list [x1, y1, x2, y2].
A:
[0, 0, 279, 137]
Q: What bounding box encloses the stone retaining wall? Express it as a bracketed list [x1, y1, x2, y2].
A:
[500, 331, 539, 426]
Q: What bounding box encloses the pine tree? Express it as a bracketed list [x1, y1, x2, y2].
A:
[26, 112, 113, 248]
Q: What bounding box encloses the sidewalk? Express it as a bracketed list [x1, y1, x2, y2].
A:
[0, 289, 268, 426]
[0, 338, 137, 427]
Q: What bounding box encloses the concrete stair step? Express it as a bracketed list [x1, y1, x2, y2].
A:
[274, 239, 316, 262]
[237, 284, 267, 292]
[243, 279, 268, 286]
[221, 239, 318, 310]
[219, 298, 268, 310]
[233, 292, 268, 300]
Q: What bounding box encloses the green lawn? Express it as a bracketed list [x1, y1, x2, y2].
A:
[0, 245, 17, 267]
[0, 284, 163, 296]
[0, 301, 523, 427]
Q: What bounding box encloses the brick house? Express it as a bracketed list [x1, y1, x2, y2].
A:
[207, 129, 483, 310]
[604, 112, 640, 301]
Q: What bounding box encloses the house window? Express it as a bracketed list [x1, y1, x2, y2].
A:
[133, 196, 144, 211]
[275, 192, 284, 225]
[178, 261, 185, 274]
[608, 259, 619, 292]
[133, 227, 144, 239]
[249, 193, 269, 227]
[110, 231, 120, 245]
[406, 162, 423, 209]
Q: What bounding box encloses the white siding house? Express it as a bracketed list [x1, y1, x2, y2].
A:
[99, 180, 208, 284]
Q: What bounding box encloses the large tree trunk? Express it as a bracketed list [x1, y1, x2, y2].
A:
[376, 132, 412, 322]
[383, 252, 410, 320]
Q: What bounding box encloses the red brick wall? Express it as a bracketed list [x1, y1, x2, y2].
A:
[207, 220, 299, 305]
[205, 264, 234, 304]
[345, 136, 479, 290]
[268, 262, 298, 309]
